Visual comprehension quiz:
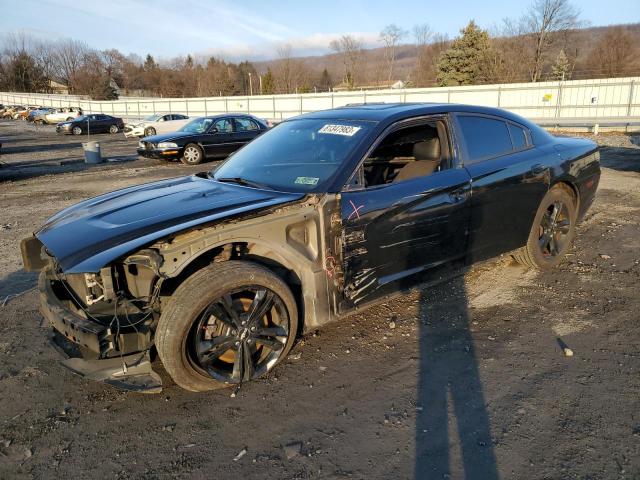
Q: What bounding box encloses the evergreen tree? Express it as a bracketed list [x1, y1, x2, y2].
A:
[143, 54, 157, 71]
[551, 49, 571, 80]
[436, 20, 492, 86]
[319, 68, 332, 91]
[261, 68, 275, 94]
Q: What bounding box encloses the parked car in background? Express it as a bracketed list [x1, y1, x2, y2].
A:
[137, 114, 268, 164]
[13, 106, 33, 120]
[27, 108, 56, 124]
[56, 114, 124, 135]
[124, 113, 190, 138]
[44, 107, 82, 124]
[21, 103, 600, 393]
[1, 106, 21, 118]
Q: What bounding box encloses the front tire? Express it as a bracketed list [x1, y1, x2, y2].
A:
[155, 261, 298, 392]
[181, 143, 204, 165]
[513, 184, 577, 270]
[72, 126, 82, 135]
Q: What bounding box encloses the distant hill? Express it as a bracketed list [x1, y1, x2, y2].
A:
[253, 23, 640, 88]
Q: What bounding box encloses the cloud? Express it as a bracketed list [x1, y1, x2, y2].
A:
[197, 31, 381, 62]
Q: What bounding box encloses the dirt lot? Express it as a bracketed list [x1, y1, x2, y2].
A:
[0, 120, 639, 479]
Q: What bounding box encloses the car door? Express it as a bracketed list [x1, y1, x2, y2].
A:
[338, 116, 472, 308]
[155, 114, 171, 134]
[233, 117, 262, 149]
[202, 118, 236, 158]
[453, 113, 549, 262]
[93, 114, 108, 133]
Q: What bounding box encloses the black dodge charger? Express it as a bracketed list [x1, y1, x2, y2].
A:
[137, 114, 268, 165]
[22, 103, 599, 393]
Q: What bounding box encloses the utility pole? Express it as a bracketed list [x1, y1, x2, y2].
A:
[248, 72, 253, 96]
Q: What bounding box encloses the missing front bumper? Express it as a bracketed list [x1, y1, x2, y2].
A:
[40, 272, 163, 393]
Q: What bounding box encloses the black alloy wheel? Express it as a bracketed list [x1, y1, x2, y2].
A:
[514, 184, 577, 270]
[538, 200, 571, 258]
[188, 287, 290, 384]
[155, 261, 298, 392]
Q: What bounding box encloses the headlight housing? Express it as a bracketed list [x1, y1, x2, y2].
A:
[157, 142, 178, 149]
[138, 141, 145, 148]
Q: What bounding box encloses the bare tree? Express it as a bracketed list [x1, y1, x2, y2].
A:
[412, 24, 434, 85]
[380, 24, 407, 83]
[411, 32, 449, 87]
[275, 44, 295, 93]
[52, 39, 89, 92]
[329, 35, 364, 88]
[520, 0, 581, 81]
[589, 26, 638, 77]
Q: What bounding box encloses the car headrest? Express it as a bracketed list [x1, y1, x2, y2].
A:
[413, 138, 440, 161]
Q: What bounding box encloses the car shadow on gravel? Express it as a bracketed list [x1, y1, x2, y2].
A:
[0, 269, 37, 301]
[415, 275, 498, 479]
[599, 146, 640, 173]
[0, 143, 83, 154]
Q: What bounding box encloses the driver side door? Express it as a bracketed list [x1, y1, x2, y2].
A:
[202, 118, 236, 158]
[338, 116, 472, 309]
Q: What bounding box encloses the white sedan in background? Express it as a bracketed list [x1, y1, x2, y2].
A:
[44, 107, 83, 124]
[123, 113, 190, 138]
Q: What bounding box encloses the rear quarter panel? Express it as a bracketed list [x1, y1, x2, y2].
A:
[550, 136, 600, 221]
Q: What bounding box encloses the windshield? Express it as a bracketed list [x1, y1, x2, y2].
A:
[144, 114, 162, 122]
[180, 117, 214, 134]
[213, 118, 371, 192]
[75, 115, 87, 122]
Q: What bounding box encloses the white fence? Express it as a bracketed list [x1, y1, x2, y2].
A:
[1, 77, 639, 123]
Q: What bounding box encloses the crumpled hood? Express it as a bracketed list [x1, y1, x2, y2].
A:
[36, 174, 304, 273]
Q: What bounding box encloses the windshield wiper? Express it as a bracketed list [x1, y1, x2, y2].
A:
[216, 177, 271, 190]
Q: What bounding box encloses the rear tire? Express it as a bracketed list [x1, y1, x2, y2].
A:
[109, 124, 119, 134]
[155, 261, 298, 392]
[181, 143, 204, 165]
[513, 184, 577, 270]
[144, 127, 156, 136]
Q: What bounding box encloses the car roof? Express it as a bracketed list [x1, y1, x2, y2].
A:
[295, 102, 537, 127]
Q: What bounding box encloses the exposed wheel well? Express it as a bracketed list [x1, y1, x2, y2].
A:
[552, 180, 579, 211]
[159, 242, 305, 336]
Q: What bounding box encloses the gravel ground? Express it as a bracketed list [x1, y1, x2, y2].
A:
[0, 120, 639, 479]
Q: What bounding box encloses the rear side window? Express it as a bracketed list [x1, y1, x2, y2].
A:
[457, 115, 513, 163]
[508, 123, 527, 150]
[235, 118, 259, 131]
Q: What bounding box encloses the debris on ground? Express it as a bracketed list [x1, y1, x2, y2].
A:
[282, 441, 303, 460]
[233, 447, 248, 462]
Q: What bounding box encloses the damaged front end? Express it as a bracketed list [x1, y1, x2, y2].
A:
[23, 237, 164, 393]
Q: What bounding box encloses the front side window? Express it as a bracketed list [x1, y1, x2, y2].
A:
[457, 115, 512, 164]
[213, 118, 371, 192]
[180, 117, 214, 134]
[356, 121, 448, 188]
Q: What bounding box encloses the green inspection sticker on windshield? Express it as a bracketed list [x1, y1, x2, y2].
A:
[294, 176, 320, 185]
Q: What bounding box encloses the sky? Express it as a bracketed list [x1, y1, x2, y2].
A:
[1, 0, 637, 61]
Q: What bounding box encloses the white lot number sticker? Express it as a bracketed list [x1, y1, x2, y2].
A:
[318, 124, 361, 136]
[295, 176, 319, 185]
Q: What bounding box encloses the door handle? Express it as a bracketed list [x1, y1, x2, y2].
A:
[531, 164, 546, 175]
